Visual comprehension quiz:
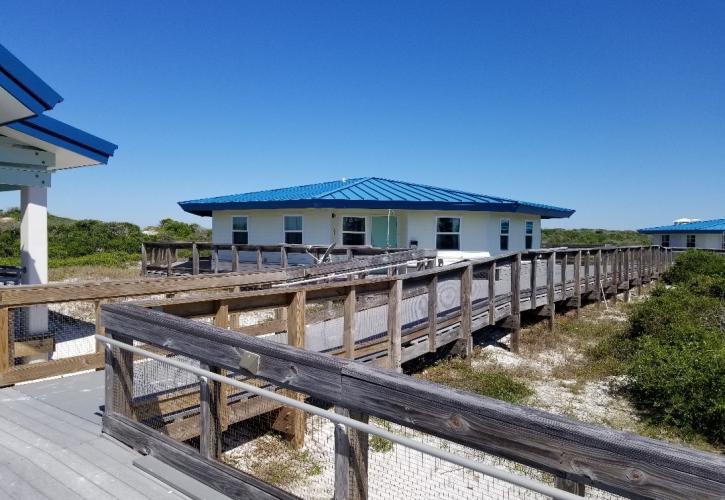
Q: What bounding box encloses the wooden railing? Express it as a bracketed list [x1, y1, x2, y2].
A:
[99, 244, 725, 500]
[141, 241, 410, 276]
[0, 249, 432, 386]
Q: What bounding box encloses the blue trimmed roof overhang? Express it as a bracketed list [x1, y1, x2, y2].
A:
[179, 177, 576, 219]
[0, 44, 63, 123]
[5, 114, 117, 166]
[638, 218, 725, 234]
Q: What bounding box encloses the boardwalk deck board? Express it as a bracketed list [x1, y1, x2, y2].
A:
[0, 373, 191, 500]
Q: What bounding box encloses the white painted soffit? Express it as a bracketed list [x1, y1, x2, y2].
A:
[0, 125, 101, 169]
[0, 86, 35, 125]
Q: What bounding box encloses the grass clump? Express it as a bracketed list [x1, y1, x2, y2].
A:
[227, 434, 321, 487]
[369, 419, 394, 453]
[417, 358, 533, 404]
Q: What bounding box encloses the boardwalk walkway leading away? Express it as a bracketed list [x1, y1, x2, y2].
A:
[0, 371, 195, 500]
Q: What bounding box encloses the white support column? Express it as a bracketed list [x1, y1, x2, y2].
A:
[20, 186, 48, 335]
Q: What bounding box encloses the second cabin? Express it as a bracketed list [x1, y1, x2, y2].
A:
[179, 177, 574, 259]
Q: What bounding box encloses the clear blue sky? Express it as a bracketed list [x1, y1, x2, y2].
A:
[2, 1, 723, 230]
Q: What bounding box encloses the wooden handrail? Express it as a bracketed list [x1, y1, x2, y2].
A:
[101, 293, 724, 500]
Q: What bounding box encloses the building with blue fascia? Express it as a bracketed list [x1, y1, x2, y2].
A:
[639, 218, 725, 250]
[179, 177, 575, 258]
[0, 42, 117, 335]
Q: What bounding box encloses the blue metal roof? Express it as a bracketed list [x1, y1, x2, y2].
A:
[639, 218, 725, 234]
[0, 43, 63, 122]
[179, 177, 575, 218]
[5, 114, 118, 167]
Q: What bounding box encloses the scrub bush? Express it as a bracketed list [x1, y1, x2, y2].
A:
[624, 251, 725, 443]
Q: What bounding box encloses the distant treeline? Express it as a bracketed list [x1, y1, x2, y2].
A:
[542, 228, 649, 248]
[0, 208, 210, 268]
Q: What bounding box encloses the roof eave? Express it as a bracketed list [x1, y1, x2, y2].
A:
[6, 114, 118, 166]
[0, 44, 63, 115]
[179, 199, 575, 218]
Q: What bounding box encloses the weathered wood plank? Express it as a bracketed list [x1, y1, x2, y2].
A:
[339, 363, 725, 500]
[103, 414, 296, 500]
[343, 288, 356, 359]
[460, 264, 473, 356]
[509, 254, 521, 353]
[387, 280, 402, 372]
[427, 275, 438, 353]
[102, 304, 349, 404]
[547, 252, 555, 331]
[0, 352, 104, 386]
[487, 261, 496, 326]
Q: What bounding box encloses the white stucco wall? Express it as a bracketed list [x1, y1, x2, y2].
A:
[211, 208, 543, 254]
[649, 233, 724, 250]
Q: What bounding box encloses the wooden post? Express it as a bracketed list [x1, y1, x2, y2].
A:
[343, 287, 356, 359]
[280, 246, 288, 269]
[107, 332, 134, 419]
[574, 251, 582, 316]
[547, 252, 555, 331]
[560, 253, 567, 298]
[487, 261, 496, 326]
[638, 247, 644, 295]
[584, 251, 590, 292]
[460, 264, 473, 356]
[94, 299, 107, 353]
[530, 255, 537, 308]
[212, 246, 219, 274]
[231, 245, 239, 273]
[334, 407, 369, 500]
[140, 243, 147, 277]
[166, 246, 172, 276]
[509, 254, 521, 353]
[624, 249, 631, 303]
[612, 250, 619, 304]
[211, 301, 230, 434]
[387, 280, 402, 372]
[274, 291, 306, 448]
[256, 248, 263, 270]
[555, 477, 586, 497]
[595, 250, 602, 304]
[427, 275, 438, 353]
[192, 243, 200, 275]
[199, 364, 222, 460]
[334, 413, 350, 500]
[0, 307, 10, 376]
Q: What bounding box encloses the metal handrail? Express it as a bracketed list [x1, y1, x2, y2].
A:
[97, 334, 582, 500]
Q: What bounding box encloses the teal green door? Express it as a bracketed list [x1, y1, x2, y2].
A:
[371, 216, 398, 248]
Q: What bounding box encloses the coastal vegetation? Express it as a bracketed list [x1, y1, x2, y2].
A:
[0, 208, 209, 269]
[542, 228, 649, 247]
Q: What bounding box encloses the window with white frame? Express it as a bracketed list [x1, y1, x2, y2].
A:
[500, 218, 510, 251]
[342, 216, 366, 245]
[661, 234, 670, 247]
[284, 215, 303, 244]
[525, 220, 534, 249]
[686, 234, 696, 248]
[436, 217, 460, 250]
[232, 216, 248, 245]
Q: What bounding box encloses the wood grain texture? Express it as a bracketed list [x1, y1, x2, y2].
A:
[339, 363, 725, 500]
[387, 280, 402, 372]
[103, 413, 296, 500]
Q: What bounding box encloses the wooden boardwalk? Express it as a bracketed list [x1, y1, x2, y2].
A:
[0, 371, 192, 500]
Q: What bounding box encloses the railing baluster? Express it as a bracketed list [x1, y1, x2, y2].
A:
[427, 275, 438, 353]
[387, 280, 403, 372]
[547, 252, 555, 331]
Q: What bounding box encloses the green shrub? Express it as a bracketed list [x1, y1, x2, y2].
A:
[623, 250, 725, 444]
[626, 330, 724, 442]
[542, 228, 649, 248]
[666, 250, 725, 285]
